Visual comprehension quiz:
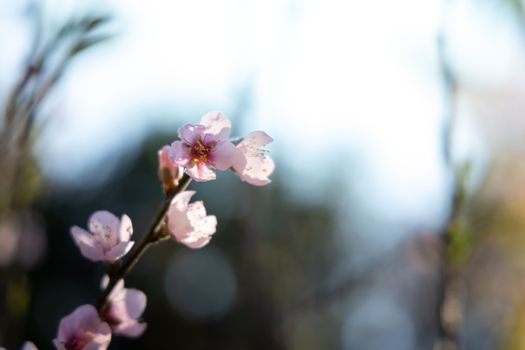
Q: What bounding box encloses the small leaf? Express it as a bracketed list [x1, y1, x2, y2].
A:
[69, 34, 113, 57]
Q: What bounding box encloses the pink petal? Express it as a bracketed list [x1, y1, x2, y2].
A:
[57, 305, 106, 342]
[197, 215, 218, 237]
[118, 214, 133, 242]
[208, 141, 242, 170]
[114, 321, 147, 338]
[202, 127, 231, 143]
[185, 163, 216, 182]
[239, 156, 275, 186]
[170, 141, 191, 166]
[179, 215, 217, 249]
[171, 191, 196, 211]
[88, 211, 119, 238]
[158, 145, 172, 169]
[240, 131, 273, 148]
[167, 212, 193, 241]
[105, 241, 134, 262]
[21, 341, 38, 350]
[52, 340, 65, 350]
[71, 226, 104, 261]
[187, 201, 207, 220]
[199, 111, 231, 135]
[178, 124, 205, 145]
[123, 289, 147, 319]
[232, 153, 248, 174]
[83, 322, 112, 350]
[183, 235, 212, 249]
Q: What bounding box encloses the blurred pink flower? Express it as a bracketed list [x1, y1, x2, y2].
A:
[170, 112, 242, 182]
[166, 191, 217, 249]
[0, 212, 47, 269]
[0, 218, 18, 267]
[158, 145, 182, 192]
[100, 277, 147, 338]
[21, 342, 37, 350]
[53, 304, 111, 350]
[233, 131, 275, 186]
[71, 211, 134, 263]
[0, 341, 38, 350]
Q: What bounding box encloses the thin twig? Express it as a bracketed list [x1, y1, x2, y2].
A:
[97, 174, 192, 309]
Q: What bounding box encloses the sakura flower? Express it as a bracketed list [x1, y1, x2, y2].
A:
[158, 145, 182, 193]
[170, 112, 242, 182]
[100, 276, 147, 337]
[53, 304, 111, 350]
[71, 211, 134, 263]
[0, 341, 38, 350]
[22, 343, 37, 350]
[166, 191, 217, 249]
[233, 131, 275, 186]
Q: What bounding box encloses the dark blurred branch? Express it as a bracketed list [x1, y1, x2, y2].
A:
[0, 8, 114, 347]
[435, 0, 464, 348]
[0, 10, 114, 213]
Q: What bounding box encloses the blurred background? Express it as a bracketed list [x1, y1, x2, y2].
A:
[2, 0, 525, 349]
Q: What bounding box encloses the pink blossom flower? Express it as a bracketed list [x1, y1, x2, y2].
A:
[21, 343, 37, 350]
[71, 211, 134, 263]
[166, 191, 217, 249]
[0, 341, 38, 350]
[53, 304, 111, 350]
[100, 277, 147, 338]
[158, 145, 182, 192]
[233, 131, 275, 186]
[170, 112, 242, 182]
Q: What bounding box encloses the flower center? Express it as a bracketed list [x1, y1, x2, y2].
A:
[64, 334, 87, 350]
[190, 139, 212, 164]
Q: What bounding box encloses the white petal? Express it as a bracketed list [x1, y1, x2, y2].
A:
[118, 214, 133, 242]
[70, 226, 104, 262]
[105, 241, 134, 262]
[185, 163, 216, 182]
[200, 111, 231, 135]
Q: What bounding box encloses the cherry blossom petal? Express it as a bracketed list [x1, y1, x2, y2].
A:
[88, 211, 119, 239]
[167, 212, 192, 241]
[158, 145, 172, 168]
[200, 111, 231, 135]
[105, 241, 134, 262]
[233, 130, 275, 186]
[166, 193, 217, 249]
[183, 235, 212, 249]
[178, 124, 205, 145]
[187, 201, 207, 221]
[170, 141, 191, 166]
[55, 305, 111, 350]
[118, 215, 133, 242]
[185, 163, 216, 182]
[241, 130, 273, 147]
[238, 156, 275, 186]
[208, 141, 242, 170]
[202, 127, 231, 144]
[171, 191, 196, 211]
[72, 212, 135, 263]
[195, 215, 218, 237]
[70, 227, 104, 261]
[21, 342, 37, 350]
[123, 289, 147, 319]
[114, 322, 147, 338]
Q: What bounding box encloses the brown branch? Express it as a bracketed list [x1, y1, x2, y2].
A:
[97, 174, 192, 309]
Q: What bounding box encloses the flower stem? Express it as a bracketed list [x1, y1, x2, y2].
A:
[96, 173, 192, 309]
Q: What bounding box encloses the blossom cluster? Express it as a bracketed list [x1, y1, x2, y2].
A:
[43, 112, 274, 350]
